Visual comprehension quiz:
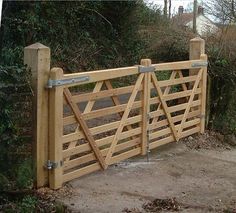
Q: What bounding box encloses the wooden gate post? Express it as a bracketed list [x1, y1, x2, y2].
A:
[48, 68, 64, 189]
[24, 43, 50, 187]
[141, 59, 151, 155]
[189, 37, 207, 133]
[189, 37, 205, 75]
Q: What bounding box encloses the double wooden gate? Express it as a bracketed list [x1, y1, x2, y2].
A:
[24, 38, 207, 189]
[48, 57, 207, 189]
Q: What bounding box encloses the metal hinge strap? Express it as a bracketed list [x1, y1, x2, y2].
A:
[46, 76, 90, 88]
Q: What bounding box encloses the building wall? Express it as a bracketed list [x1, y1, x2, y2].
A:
[186, 15, 218, 36]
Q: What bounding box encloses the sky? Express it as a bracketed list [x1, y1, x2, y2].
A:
[0, 0, 2, 25]
[146, 0, 195, 15]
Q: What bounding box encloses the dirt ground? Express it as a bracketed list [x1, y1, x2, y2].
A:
[57, 132, 236, 213]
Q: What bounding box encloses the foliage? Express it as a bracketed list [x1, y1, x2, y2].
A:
[0, 65, 33, 190]
[18, 196, 37, 213]
[1, 1, 146, 71]
[16, 159, 34, 189]
[206, 27, 236, 134]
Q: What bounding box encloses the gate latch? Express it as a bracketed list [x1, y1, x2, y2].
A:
[45, 160, 62, 170]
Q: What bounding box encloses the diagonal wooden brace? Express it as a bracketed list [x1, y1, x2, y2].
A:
[63, 88, 106, 170]
[104, 80, 135, 138]
[151, 73, 179, 141]
[151, 70, 178, 126]
[104, 74, 144, 168]
[177, 69, 203, 138]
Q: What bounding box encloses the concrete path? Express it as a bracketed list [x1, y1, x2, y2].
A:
[59, 142, 236, 213]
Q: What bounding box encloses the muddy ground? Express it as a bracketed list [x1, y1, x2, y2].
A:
[57, 132, 236, 213]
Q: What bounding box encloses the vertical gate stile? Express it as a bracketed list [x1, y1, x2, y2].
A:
[48, 68, 64, 189]
[200, 54, 208, 133]
[140, 59, 151, 155]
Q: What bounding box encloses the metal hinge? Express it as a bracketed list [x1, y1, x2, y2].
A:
[138, 65, 156, 73]
[46, 76, 90, 88]
[191, 62, 208, 68]
[45, 160, 63, 170]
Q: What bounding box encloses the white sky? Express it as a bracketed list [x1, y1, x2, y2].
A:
[146, 0, 194, 15]
[0, 0, 2, 25]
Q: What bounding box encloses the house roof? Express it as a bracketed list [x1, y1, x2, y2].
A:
[172, 13, 194, 26]
[172, 12, 218, 28]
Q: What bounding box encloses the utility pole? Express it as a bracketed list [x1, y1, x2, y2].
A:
[193, 0, 197, 34]
[164, 0, 168, 18]
[168, 0, 172, 19]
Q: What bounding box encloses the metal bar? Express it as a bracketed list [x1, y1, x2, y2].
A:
[138, 65, 156, 73]
[46, 76, 90, 88]
[191, 62, 208, 67]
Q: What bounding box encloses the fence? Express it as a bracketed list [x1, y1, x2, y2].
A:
[24, 38, 207, 189]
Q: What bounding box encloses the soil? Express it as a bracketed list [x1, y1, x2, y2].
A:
[55, 131, 236, 213]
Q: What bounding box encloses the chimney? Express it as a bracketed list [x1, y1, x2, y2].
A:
[198, 6, 204, 15]
[178, 6, 184, 15]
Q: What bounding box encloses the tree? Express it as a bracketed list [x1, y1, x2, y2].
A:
[205, 0, 236, 23]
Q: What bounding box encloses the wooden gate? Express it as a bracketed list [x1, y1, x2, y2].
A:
[24, 38, 207, 189]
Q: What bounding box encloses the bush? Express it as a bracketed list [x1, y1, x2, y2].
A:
[18, 196, 37, 213]
[206, 26, 236, 134]
[0, 65, 33, 190]
[16, 159, 34, 189]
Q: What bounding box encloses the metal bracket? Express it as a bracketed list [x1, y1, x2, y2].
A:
[46, 76, 90, 88]
[45, 160, 63, 170]
[191, 62, 208, 68]
[138, 65, 156, 73]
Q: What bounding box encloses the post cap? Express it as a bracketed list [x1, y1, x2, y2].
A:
[24, 42, 49, 50]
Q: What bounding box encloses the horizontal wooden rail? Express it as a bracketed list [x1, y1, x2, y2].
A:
[54, 59, 207, 87]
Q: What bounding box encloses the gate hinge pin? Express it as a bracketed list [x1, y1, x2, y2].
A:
[45, 160, 63, 170]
